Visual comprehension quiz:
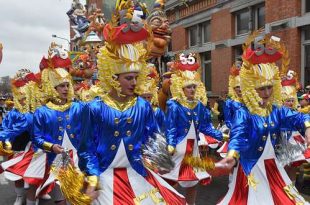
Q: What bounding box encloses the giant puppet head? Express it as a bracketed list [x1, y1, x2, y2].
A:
[86, 8, 106, 40]
[147, 0, 172, 58]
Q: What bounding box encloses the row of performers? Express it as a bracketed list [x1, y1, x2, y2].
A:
[0, 33, 310, 205]
[1, 1, 310, 203]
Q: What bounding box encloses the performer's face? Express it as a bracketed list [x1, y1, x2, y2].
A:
[283, 98, 295, 108]
[118, 72, 139, 96]
[256, 85, 273, 107]
[140, 93, 153, 102]
[18, 97, 26, 106]
[183, 84, 197, 100]
[55, 82, 70, 100]
[233, 86, 242, 98]
[299, 99, 309, 107]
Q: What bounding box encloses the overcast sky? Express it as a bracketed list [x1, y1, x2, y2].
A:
[0, 0, 86, 77]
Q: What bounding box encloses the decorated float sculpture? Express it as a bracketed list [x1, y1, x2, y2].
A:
[85, 8, 106, 41]
[147, 0, 172, 58]
[67, 0, 90, 42]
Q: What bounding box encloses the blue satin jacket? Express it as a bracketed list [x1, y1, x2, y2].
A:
[228, 105, 310, 175]
[223, 99, 244, 129]
[78, 96, 158, 177]
[33, 102, 84, 164]
[154, 107, 166, 133]
[0, 109, 32, 142]
[165, 99, 223, 147]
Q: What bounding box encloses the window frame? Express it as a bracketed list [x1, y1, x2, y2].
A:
[188, 25, 199, 47]
[301, 26, 310, 87]
[235, 8, 250, 36]
[234, 3, 265, 37]
[254, 4, 265, 30]
[201, 51, 212, 92]
[202, 21, 211, 44]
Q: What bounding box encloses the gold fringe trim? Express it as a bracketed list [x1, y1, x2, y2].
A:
[0, 141, 13, 156]
[247, 173, 259, 191]
[54, 164, 92, 205]
[183, 155, 215, 171]
[284, 183, 305, 205]
[134, 188, 166, 205]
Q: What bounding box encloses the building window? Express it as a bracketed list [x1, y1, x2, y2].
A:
[304, 45, 310, 86]
[306, 0, 310, 13]
[202, 21, 211, 43]
[235, 4, 265, 36]
[187, 21, 211, 47]
[236, 8, 250, 35]
[256, 5, 265, 29]
[303, 26, 310, 86]
[188, 25, 199, 47]
[305, 26, 310, 40]
[202, 51, 212, 91]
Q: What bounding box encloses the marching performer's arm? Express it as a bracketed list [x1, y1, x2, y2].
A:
[214, 109, 248, 173]
[165, 101, 178, 154]
[77, 103, 100, 184]
[279, 106, 310, 134]
[228, 108, 250, 154]
[0, 110, 28, 142]
[32, 109, 53, 152]
[200, 107, 223, 141]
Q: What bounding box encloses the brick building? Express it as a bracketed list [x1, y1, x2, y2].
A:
[165, 0, 310, 97]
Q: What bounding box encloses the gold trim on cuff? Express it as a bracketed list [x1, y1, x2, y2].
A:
[305, 121, 310, 129]
[42, 142, 53, 152]
[87, 176, 99, 187]
[227, 150, 240, 160]
[223, 134, 229, 142]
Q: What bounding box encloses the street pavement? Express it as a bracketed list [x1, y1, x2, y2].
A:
[0, 172, 229, 205]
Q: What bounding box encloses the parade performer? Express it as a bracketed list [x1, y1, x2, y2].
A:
[218, 61, 244, 157]
[224, 60, 244, 129]
[281, 70, 310, 197]
[78, 1, 186, 204]
[160, 52, 224, 205]
[67, 0, 90, 42]
[136, 64, 166, 132]
[32, 43, 83, 205]
[0, 69, 40, 205]
[281, 70, 300, 110]
[298, 94, 310, 114]
[218, 33, 310, 205]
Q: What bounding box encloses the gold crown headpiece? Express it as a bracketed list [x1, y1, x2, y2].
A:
[240, 31, 290, 116]
[11, 69, 40, 113]
[281, 70, 300, 108]
[40, 43, 74, 102]
[98, 0, 152, 97]
[228, 62, 242, 101]
[170, 70, 208, 106]
[135, 63, 160, 106]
